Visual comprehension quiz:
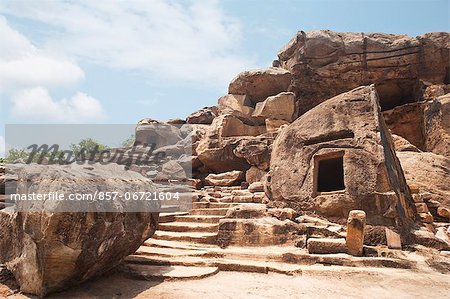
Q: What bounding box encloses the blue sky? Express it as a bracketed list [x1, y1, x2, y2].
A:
[0, 0, 449, 156]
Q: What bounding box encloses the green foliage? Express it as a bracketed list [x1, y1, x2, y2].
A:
[5, 148, 30, 163]
[120, 134, 135, 148]
[0, 157, 5, 163]
[70, 138, 108, 156]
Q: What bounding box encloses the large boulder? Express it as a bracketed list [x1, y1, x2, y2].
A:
[217, 94, 254, 117]
[204, 170, 244, 187]
[233, 138, 273, 170]
[134, 121, 182, 149]
[397, 151, 450, 205]
[196, 115, 269, 173]
[252, 92, 296, 122]
[423, 93, 450, 158]
[267, 86, 416, 236]
[186, 107, 217, 125]
[228, 67, 293, 104]
[278, 30, 449, 115]
[0, 163, 159, 297]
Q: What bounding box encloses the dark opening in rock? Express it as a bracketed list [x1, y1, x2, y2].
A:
[317, 156, 345, 192]
[444, 67, 450, 85]
[375, 80, 417, 111]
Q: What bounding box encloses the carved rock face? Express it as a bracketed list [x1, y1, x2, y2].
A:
[267, 86, 415, 233]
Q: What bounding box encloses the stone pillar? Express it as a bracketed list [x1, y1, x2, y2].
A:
[346, 210, 366, 256]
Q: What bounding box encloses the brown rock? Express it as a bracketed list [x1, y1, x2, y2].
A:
[217, 94, 254, 117]
[0, 163, 159, 297]
[397, 151, 450, 205]
[346, 210, 366, 256]
[278, 30, 449, 115]
[265, 118, 289, 134]
[423, 94, 450, 157]
[246, 166, 267, 184]
[186, 107, 217, 124]
[217, 217, 303, 248]
[383, 103, 426, 150]
[391, 134, 421, 152]
[385, 227, 402, 249]
[219, 114, 266, 137]
[195, 116, 251, 173]
[419, 212, 434, 223]
[363, 225, 387, 246]
[307, 238, 347, 254]
[252, 92, 296, 122]
[415, 203, 429, 213]
[204, 171, 244, 187]
[267, 208, 299, 221]
[233, 138, 272, 170]
[225, 203, 267, 219]
[267, 86, 416, 234]
[248, 182, 264, 193]
[134, 122, 182, 148]
[437, 207, 450, 219]
[228, 67, 292, 104]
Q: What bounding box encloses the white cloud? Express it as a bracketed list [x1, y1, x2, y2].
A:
[0, 0, 256, 87]
[11, 87, 105, 122]
[0, 16, 84, 93]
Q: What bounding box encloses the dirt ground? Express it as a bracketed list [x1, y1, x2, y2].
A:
[2, 266, 449, 299]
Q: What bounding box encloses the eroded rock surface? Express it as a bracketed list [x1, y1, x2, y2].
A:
[278, 30, 449, 115]
[267, 86, 416, 236]
[0, 163, 159, 297]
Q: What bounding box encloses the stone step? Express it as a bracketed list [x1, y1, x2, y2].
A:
[124, 255, 303, 275]
[192, 202, 240, 209]
[127, 247, 415, 271]
[158, 222, 219, 233]
[174, 215, 225, 223]
[159, 212, 190, 223]
[160, 205, 181, 213]
[144, 238, 218, 250]
[153, 230, 218, 244]
[190, 208, 229, 216]
[123, 264, 219, 280]
[136, 245, 209, 257]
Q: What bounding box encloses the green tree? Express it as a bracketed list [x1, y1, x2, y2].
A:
[5, 148, 30, 163]
[70, 138, 108, 156]
[120, 134, 135, 148]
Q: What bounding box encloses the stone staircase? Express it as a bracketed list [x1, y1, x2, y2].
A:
[121, 185, 418, 280]
[154, 186, 263, 245]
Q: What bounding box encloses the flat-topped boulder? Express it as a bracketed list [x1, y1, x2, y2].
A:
[228, 67, 292, 104]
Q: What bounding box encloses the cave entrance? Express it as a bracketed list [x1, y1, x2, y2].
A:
[314, 153, 345, 193]
[375, 79, 417, 111]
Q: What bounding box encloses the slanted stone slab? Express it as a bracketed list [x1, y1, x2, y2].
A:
[385, 227, 402, 250]
[307, 238, 347, 254]
[346, 210, 366, 256]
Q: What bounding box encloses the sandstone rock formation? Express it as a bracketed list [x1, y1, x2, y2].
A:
[204, 171, 244, 187]
[186, 107, 218, 125]
[0, 163, 159, 296]
[278, 30, 449, 115]
[252, 92, 296, 122]
[266, 86, 416, 238]
[397, 151, 450, 205]
[228, 67, 292, 104]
